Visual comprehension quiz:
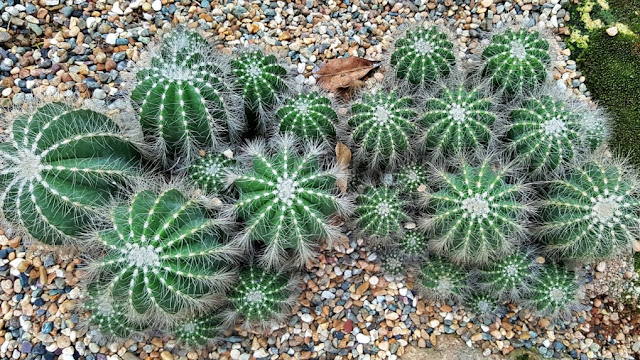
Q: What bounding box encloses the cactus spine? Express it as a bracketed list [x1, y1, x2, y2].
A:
[174, 315, 222, 346]
[476, 251, 537, 301]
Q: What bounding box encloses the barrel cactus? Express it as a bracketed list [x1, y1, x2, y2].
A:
[355, 186, 407, 238]
[421, 84, 497, 157]
[467, 292, 498, 317]
[418, 256, 469, 300]
[276, 92, 338, 143]
[398, 229, 428, 256]
[381, 251, 405, 276]
[0, 102, 144, 246]
[391, 26, 455, 86]
[88, 188, 237, 323]
[538, 157, 640, 261]
[188, 152, 234, 194]
[85, 290, 143, 339]
[174, 314, 223, 346]
[348, 91, 418, 170]
[396, 164, 427, 194]
[476, 250, 537, 301]
[526, 263, 579, 316]
[580, 107, 609, 150]
[159, 28, 210, 63]
[421, 158, 529, 265]
[482, 29, 551, 94]
[232, 136, 350, 267]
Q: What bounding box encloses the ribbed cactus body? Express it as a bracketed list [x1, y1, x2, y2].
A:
[231, 51, 287, 117]
[482, 29, 550, 94]
[348, 91, 417, 170]
[399, 229, 427, 256]
[477, 251, 535, 301]
[174, 315, 222, 346]
[86, 292, 142, 339]
[391, 27, 455, 85]
[0, 103, 143, 245]
[527, 264, 578, 315]
[160, 29, 209, 63]
[91, 189, 235, 320]
[539, 159, 640, 260]
[418, 256, 468, 299]
[189, 153, 234, 194]
[467, 293, 498, 316]
[421, 85, 497, 156]
[276, 92, 338, 142]
[581, 109, 608, 150]
[396, 164, 426, 193]
[423, 159, 527, 265]
[355, 186, 407, 238]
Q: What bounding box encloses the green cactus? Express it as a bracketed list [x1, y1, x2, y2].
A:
[188, 152, 234, 194]
[89, 188, 236, 322]
[421, 85, 497, 156]
[526, 263, 579, 316]
[355, 186, 407, 238]
[381, 252, 405, 276]
[174, 314, 223, 346]
[0, 102, 143, 246]
[85, 290, 142, 339]
[232, 136, 349, 267]
[422, 158, 529, 265]
[507, 95, 584, 176]
[418, 256, 469, 300]
[348, 91, 418, 170]
[398, 229, 428, 256]
[159, 28, 209, 63]
[227, 267, 298, 329]
[477, 251, 537, 301]
[276, 92, 338, 143]
[396, 164, 427, 194]
[391, 26, 455, 85]
[538, 158, 640, 260]
[482, 29, 551, 94]
[467, 292, 498, 316]
[581, 107, 609, 150]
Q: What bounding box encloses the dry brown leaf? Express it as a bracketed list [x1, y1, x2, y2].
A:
[316, 57, 379, 93]
[335, 142, 352, 193]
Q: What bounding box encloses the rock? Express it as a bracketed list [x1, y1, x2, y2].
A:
[92, 89, 106, 100]
[606, 26, 618, 36]
[122, 353, 140, 360]
[321, 290, 335, 299]
[105, 33, 118, 45]
[300, 314, 313, 323]
[0, 32, 11, 43]
[160, 351, 173, 360]
[152, 0, 162, 11]
[481, 0, 494, 7]
[538, 318, 551, 328]
[45, 0, 60, 5]
[596, 261, 606, 272]
[356, 333, 370, 344]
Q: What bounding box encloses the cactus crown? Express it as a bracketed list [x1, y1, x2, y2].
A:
[348, 91, 418, 170]
[276, 92, 338, 142]
[85, 289, 142, 339]
[482, 29, 551, 94]
[527, 263, 579, 316]
[381, 251, 405, 275]
[391, 26, 455, 85]
[396, 164, 427, 194]
[0, 102, 143, 245]
[174, 314, 222, 346]
[398, 229, 428, 256]
[188, 152, 234, 194]
[160, 29, 209, 63]
[355, 186, 407, 238]
[418, 256, 468, 300]
[477, 251, 536, 301]
[467, 292, 498, 317]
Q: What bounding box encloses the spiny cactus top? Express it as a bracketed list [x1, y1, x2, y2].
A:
[355, 186, 407, 238]
[398, 229, 428, 256]
[174, 314, 222, 346]
[227, 267, 297, 329]
[527, 264, 578, 316]
[90, 188, 236, 321]
[348, 91, 418, 170]
[507, 95, 584, 176]
[482, 29, 551, 94]
[160, 28, 209, 63]
[422, 159, 528, 265]
[276, 92, 338, 143]
[381, 252, 404, 276]
[396, 164, 426, 193]
[467, 292, 497, 317]
[189, 152, 234, 194]
[0, 102, 143, 245]
[477, 251, 536, 301]
[391, 26, 455, 85]
[421, 85, 497, 156]
[538, 158, 640, 260]
[85, 290, 142, 339]
[418, 256, 468, 300]
[581, 108, 609, 150]
[232, 137, 348, 267]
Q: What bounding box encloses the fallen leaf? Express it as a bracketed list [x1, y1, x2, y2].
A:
[316, 57, 379, 93]
[335, 142, 351, 193]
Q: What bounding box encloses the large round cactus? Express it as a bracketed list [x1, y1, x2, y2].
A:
[348, 91, 418, 170]
[476, 250, 537, 301]
[418, 256, 469, 300]
[482, 29, 551, 94]
[89, 188, 237, 322]
[526, 263, 579, 316]
[390, 26, 455, 85]
[355, 186, 407, 238]
[0, 102, 143, 245]
[276, 92, 338, 143]
[422, 158, 529, 265]
[538, 158, 640, 260]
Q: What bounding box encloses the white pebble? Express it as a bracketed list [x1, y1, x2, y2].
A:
[356, 333, 371, 344]
[300, 314, 313, 323]
[321, 290, 335, 299]
[369, 276, 379, 286]
[105, 33, 118, 45]
[152, 0, 162, 11]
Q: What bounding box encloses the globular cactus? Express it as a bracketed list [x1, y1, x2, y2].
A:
[507, 95, 583, 177]
[188, 151, 234, 194]
[0, 102, 144, 245]
[348, 91, 418, 170]
[526, 263, 579, 316]
[398, 229, 428, 256]
[276, 92, 338, 143]
[580, 107, 609, 150]
[476, 250, 537, 301]
[226, 267, 299, 330]
[467, 293, 498, 317]
[174, 314, 222, 346]
[390, 26, 455, 86]
[85, 289, 143, 339]
[538, 157, 640, 260]
[231, 135, 351, 267]
[355, 186, 407, 238]
[159, 28, 210, 63]
[396, 164, 427, 194]
[421, 85, 497, 156]
[89, 188, 237, 323]
[418, 256, 469, 300]
[421, 158, 529, 265]
[381, 251, 405, 276]
[482, 29, 551, 94]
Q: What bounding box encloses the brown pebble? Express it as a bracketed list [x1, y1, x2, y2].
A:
[105, 59, 117, 72]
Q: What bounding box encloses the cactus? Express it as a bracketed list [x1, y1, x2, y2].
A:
[476, 251, 537, 301]
[355, 186, 407, 238]
[85, 289, 143, 339]
[398, 229, 428, 256]
[232, 136, 350, 267]
[580, 107, 609, 150]
[381, 251, 405, 276]
[507, 95, 584, 176]
[174, 314, 222, 346]
[159, 28, 209, 63]
[526, 263, 579, 316]
[89, 188, 237, 323]
[421, 85, 497, 156]
[391, 26, 455, 85]
[276, 92, 338, 143]
[538, 157, 640, 260]
[467, 293, 498, 317]
[482, 29, 551, 94]
[396, 164, 427, 194]
[418, 256, 469, 300]
[348, 91, 418, 170]
[188, 152, 234, 194]
[226, 267, 299, 329]
[0, 102, 144, 246]
[422, 158, 529, 265]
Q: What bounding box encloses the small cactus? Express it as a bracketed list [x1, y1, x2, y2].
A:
[174, 314, 222, 346]
[391, 26, 455, 85]
[348, 91, 418, 170]
[467, 292, 498, 317]
[188, 152, 234, 194]
[381, 251, 405, 276]
[476, 251, 537, 301]
[526, 263, 579, 316]
[580, 107, 609, 150]
[507, 95, 584, 176]
[418, 256, 469, 300]
[276, 92, 338, 143]
[421, 85, 497, 156]
[398, 229, 428, 256]
[232, 136, 350, 267]
[0, 102, 143, 245]
[422, 158, 529, 265]
[538, 158, 640, 260]
[159, 28, 210, 64]
[226, 267, 299, 329]
[85, 290, 142, 339]
[396, 164, 427, 194]
[355, 186, 407, 238]
[482, 29, 551, 94]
